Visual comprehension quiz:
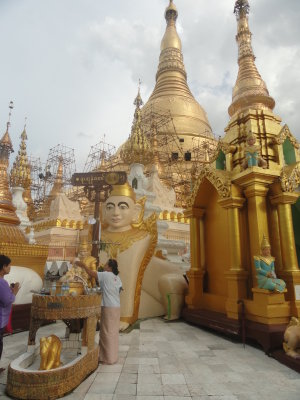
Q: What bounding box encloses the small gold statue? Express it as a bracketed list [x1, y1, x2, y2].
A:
[39, 335, 62, 370]
[253, 235, 286, 292]
[60, 255, 98, 289]
[283, 317, 300, 359]
[243, 131, 267, 169]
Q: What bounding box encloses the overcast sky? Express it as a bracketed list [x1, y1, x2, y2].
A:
[0, 0, 299, 171]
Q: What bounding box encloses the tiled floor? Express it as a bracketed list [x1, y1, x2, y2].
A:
[1, 318, 300, 399]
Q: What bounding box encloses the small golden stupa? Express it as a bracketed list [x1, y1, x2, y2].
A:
[0, 114, 47, 277]
[10, 124, 35, 220]
[120, 87, 154, 166]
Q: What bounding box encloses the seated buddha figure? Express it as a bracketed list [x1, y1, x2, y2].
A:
[254, 235, 286, 292]
[100, 183, 187, 331]
[243, 132, 267, 169]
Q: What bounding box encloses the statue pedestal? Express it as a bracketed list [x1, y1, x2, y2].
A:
[279, 271, 300, 317]
[243, 289, 290, 353]
[245, 288, 290, 325]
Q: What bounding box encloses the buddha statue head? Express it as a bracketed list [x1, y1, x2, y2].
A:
[103, 183, 142, 232]
[261, 234, 271, 257]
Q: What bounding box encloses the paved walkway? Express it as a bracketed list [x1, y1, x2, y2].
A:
[1, 318, 300, 400]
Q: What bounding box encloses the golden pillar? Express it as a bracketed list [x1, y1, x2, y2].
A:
[184, 207, 205, 309]
[234, 169, 278, 262]
[219, 197, 248, 319]
[270, 192, 300, 315]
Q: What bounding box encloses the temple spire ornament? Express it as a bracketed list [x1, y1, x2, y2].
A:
[228, 0, 275, 117]
[0, 102, 28, 242]
[120, 86, 154, 166]
[10, 121, 31, 190]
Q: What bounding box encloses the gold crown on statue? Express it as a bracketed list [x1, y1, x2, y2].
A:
[261, 234, 271, 250]
[108, 182, 136, 201]
[247, 131, 256, 141]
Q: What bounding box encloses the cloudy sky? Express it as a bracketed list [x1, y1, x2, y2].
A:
[0, 0, 299, 170]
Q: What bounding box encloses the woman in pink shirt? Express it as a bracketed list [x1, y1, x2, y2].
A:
[0, 255, 20, 373]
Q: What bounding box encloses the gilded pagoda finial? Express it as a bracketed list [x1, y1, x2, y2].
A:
[10, 123, 31, 189]
[0, 101, 25, 233]
[165, 0, 178, 24]
[50, 156, 64, 196]
[228, 0, 275, 117]
[134, 79, 143, 109]
[234, 0, 250, 18]
[120, 87, 154, 166]
[0, 101, 14, 158]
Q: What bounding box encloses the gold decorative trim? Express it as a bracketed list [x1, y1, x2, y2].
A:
[0, 242, 48, 257]
[188, 166, 231, 206]
[280, 163, 300, 193]
[33, 219, 86, 232]
[272, 125, 300, 149]
[132, 213, 158, 322]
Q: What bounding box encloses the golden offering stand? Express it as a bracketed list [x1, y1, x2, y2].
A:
[6, 292, 101, 400]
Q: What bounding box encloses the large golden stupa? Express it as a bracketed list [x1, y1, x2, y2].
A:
[141, 0, 213, 150]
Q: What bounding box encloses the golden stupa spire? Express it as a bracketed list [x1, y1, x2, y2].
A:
[142, 1, 212, 143]
[228, 0, 275, 117]
[120, 84, 154, 166]
[49, 156, 64, 197]
[150, 0, 190, 98]
[0, 102, 27, 242]
[10, 120, 31, 189]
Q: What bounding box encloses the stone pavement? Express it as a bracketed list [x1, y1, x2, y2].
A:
[1, 318, 300, 400]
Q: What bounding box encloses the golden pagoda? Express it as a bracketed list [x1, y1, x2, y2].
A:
[120, 87, 154, 166]
[33, 156, 85, 261]
[0, 119, 48, 277]
[183, 0, 300, 353]
[10, 125, 35, 220]
[142, 0, 213, 151]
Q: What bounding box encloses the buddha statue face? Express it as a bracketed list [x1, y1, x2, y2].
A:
[103, 195, 141, 232]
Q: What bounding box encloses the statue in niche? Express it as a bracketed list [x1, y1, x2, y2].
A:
[254, 235, 286, 292]
[243, 131, 267, 169]
[100, 182, 188, 331]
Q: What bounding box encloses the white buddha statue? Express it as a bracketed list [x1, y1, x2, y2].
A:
[100, 183, 188, 331]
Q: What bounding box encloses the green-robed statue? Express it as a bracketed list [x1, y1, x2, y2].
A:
[254, 235, 286, 292]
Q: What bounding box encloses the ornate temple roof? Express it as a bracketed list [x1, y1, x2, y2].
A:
[120, 88, 154, 166]
[141, 0, 213, 141]
[10, 127, 31, 189]
[228, 0, 275, 117]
